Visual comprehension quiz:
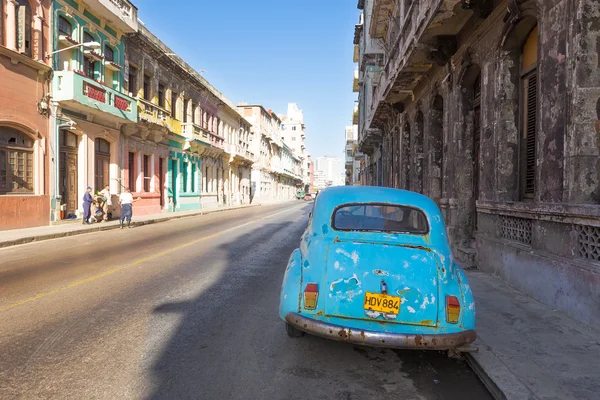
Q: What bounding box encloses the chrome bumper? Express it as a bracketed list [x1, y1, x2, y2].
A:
[285, 313, 477, 350]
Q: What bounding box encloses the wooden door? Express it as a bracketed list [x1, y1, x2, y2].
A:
[60, 151, 78, 215]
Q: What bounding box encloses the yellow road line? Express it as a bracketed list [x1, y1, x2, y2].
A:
[0, 205, 305, 313]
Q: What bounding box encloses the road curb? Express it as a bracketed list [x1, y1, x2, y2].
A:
[465, 339, 538, 400]
[0, 203, 262, 250]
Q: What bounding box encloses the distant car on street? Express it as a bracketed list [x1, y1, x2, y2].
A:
[279, 186, 476, 351]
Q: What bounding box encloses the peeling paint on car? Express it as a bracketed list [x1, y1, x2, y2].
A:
[407, 306, 416, 314]
[373, 269, 389, 276]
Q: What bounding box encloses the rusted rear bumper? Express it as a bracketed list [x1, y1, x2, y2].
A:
[285, 313, 477, 350]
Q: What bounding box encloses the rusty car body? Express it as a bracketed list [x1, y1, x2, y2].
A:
[279, 186, 476, 350]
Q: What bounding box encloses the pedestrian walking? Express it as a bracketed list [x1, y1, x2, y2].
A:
[99, 184, 112, 222]
[82, 186, 93, 224]
[119, 187, 141, 229]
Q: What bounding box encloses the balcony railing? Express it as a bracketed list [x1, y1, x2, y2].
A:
[85, 0, 138, 33]
[52, 70, 137, 123]
[138, 98, 170, 122]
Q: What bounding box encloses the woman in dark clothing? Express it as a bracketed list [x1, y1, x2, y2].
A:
[82, 186, 93, 224]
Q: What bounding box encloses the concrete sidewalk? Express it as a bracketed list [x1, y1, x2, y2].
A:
[465, 270, 600, 400]
[0, 203, 264, 249]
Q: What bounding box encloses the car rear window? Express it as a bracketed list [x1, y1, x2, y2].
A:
[333, 203, 429, 234]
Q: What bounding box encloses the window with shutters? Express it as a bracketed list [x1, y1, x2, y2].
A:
[520, 26, 538, 201]
[0, 127, 34, 194]
[104, 45, 115, 62]
[94, 139, 110, 190]
[83, 32, 96, 79]
[58, 16, 72, 37]
[16, 0, 32, 57]
[143, 155, 150, 192]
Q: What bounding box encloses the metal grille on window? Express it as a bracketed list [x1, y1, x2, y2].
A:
[499, 215, 532, 245]
[574, 225, 600, 262]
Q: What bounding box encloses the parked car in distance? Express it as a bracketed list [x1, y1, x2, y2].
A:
[279, 186, 476, 350]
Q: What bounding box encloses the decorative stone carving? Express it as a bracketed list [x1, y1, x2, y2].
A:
[121, 124, 136, 136]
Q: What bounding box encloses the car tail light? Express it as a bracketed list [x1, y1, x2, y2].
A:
[446, 295, 460, 324]
[304, 283, 318, 310]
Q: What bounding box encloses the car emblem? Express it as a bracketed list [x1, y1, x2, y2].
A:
[380, 279, 388, 294]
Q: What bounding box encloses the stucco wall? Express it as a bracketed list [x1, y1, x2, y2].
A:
[0, 195, 50, 230]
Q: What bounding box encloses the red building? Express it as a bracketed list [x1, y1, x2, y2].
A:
[1, 0, 53, 230]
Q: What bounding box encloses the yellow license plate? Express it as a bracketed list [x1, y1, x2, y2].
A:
[364, 292, 400, 314]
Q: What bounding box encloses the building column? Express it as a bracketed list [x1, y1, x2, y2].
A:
[6, 0, 18, 51]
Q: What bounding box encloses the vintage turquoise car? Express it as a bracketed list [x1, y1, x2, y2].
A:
[279, 186, 476, 350]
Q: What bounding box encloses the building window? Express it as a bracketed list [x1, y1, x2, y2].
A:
[95, 138, 110, 190]
[192, 102, 197, 124]
[83, 32, 96, 78]
[0, 127, 34, 194]
[143, 74, 151, 101]
[128, 65, 138, 96]
[158, 84, 165, 108]
[183, 98, 190, 123]
[191, 163, 196, 192]
[104, 45, 114, 62]
[171, 92, 178, 119]
[143, 155, 150, 192]
[520, 26, 539, 201]
[182, 161, 188, 192]
[128, 152, 135, 190]
[58, 16, 72, 36]
[205, 167, 209, 192]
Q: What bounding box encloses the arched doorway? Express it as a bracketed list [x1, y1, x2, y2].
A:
[95, 138, 110, 190]
[430, 95, 444, 204]
[414, 111, 424, 194]
[402, 121, 411, 190]
[460, 64, 482, 243]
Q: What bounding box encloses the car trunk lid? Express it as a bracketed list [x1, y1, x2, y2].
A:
[324, 241, 439, 327]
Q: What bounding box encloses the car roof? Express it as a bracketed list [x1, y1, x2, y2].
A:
[311, 186, 450, 251]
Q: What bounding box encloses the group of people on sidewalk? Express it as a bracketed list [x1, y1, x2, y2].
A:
[82, 186, 142, 229]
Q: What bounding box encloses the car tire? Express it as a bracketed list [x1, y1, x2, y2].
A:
[286, 323, 304, 338]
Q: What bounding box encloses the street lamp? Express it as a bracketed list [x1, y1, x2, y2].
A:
[45, 41, 101, 59]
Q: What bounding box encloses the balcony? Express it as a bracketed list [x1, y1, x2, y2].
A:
[182, 123, 211, 146]
[85, 0, 138, 33]
[52, 70, 137, 123]
[369, 0, 474, 124]
[353, 68, 359, 92]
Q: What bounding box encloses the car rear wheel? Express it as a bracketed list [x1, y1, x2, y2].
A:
[286, 323, 304, 338]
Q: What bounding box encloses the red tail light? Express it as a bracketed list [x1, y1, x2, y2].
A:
[446, 295, 460, 324]
[304, 283, 319, 310]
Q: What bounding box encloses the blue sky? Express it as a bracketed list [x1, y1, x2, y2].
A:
[132, 0, 358, 159]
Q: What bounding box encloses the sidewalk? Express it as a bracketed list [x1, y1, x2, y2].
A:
[465, 270, 600, 400]
[0, 203, 263, 249]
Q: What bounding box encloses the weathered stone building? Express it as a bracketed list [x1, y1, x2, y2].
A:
[355, 0, 600, 328]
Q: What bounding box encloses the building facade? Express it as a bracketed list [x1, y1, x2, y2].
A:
[281, 102, 311, 193]
[124, 26, 253, 213]
[238, 104, 302, 202]
[314, 156, 344, 189]
[0, 0, 53, 230]
[356, 0, 600, 328]
[344, 125, 362, 185]
[50, 0, 138, 221]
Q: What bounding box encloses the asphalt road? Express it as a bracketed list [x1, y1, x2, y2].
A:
[0, 201, 492, 400]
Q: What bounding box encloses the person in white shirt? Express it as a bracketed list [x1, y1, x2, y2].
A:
[119, 187, 141, 229]
[99, 185, 112, 222]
